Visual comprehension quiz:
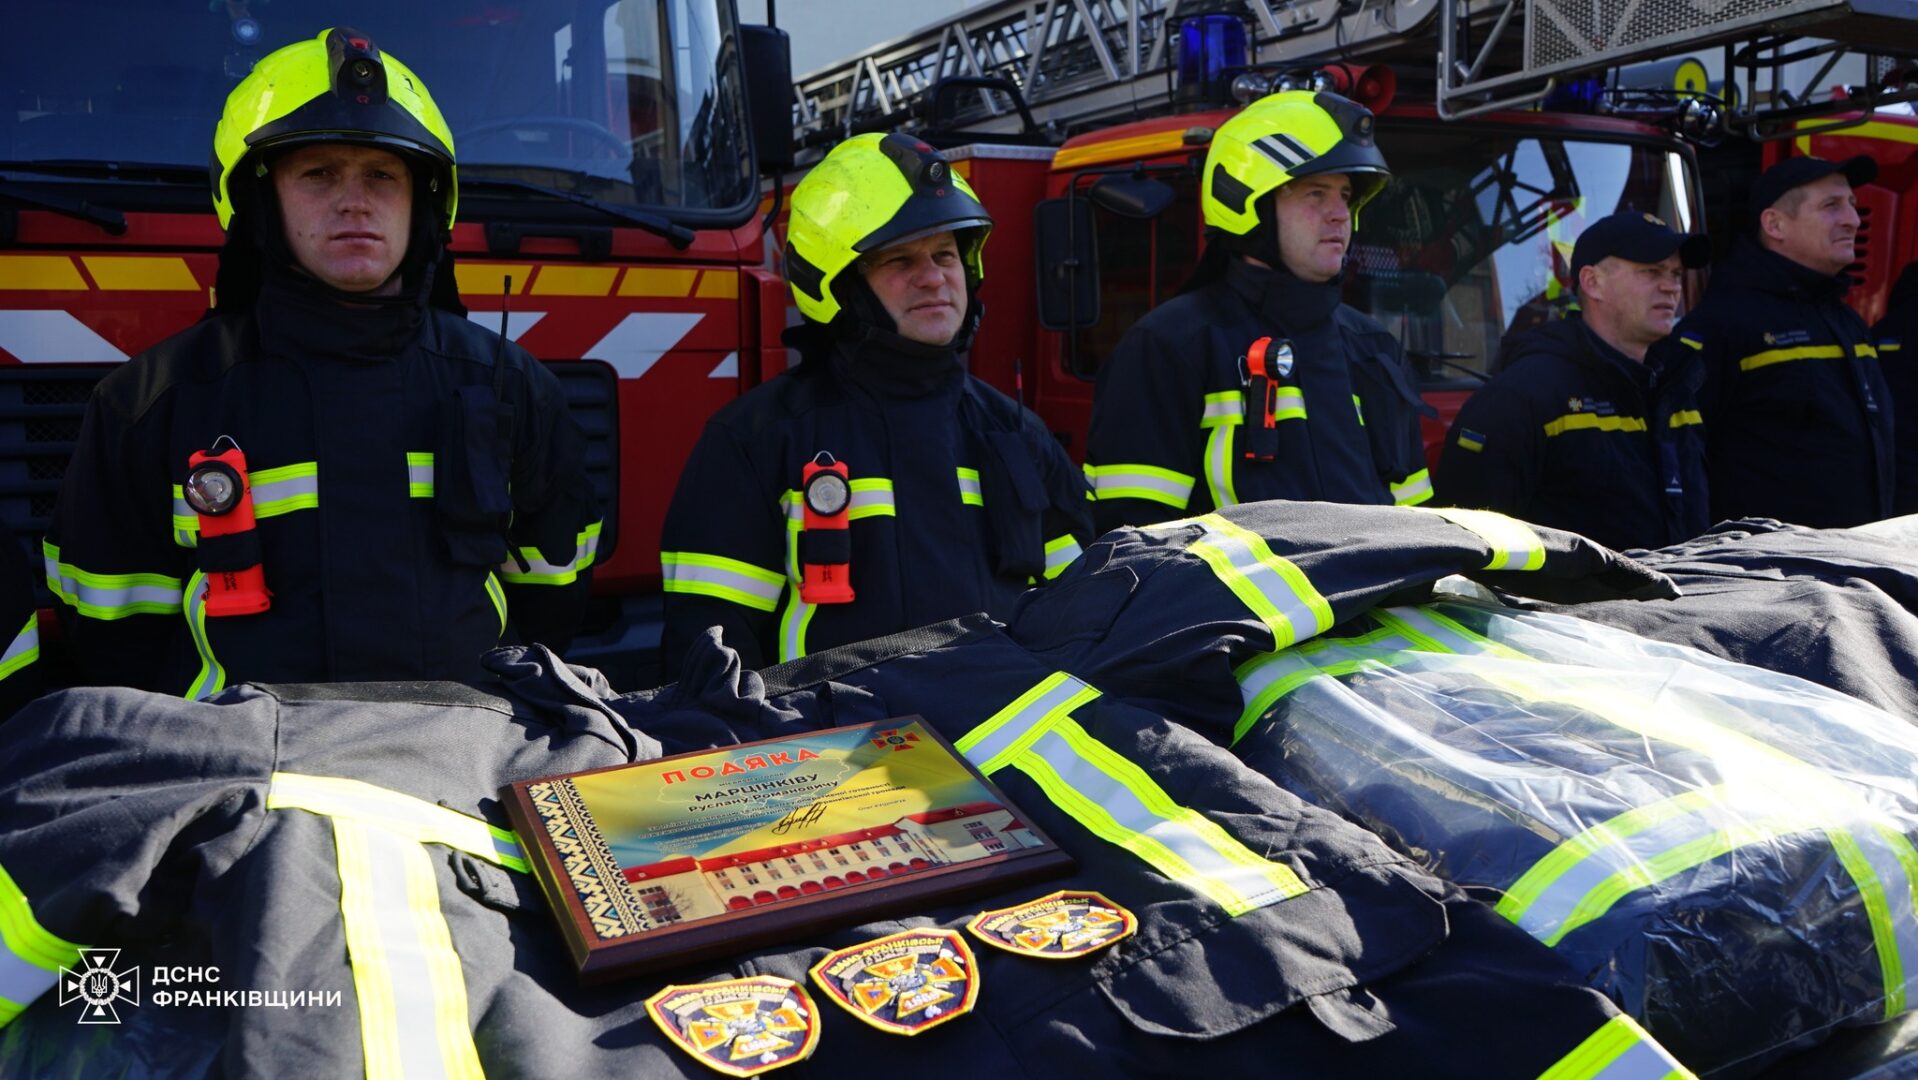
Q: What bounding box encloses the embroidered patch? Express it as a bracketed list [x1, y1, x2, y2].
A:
[967, 891, 1137, 959]
[1456, 428, 1487, 452]
[645, 976, 820, 1076]
[809, 929, 979, 1035]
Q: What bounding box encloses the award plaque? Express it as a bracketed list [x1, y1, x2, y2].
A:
[503, 718, 1074, 981]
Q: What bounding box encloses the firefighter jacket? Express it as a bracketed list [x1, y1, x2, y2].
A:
[1871, 261, 1918, 514]
[1084, 257, 1432, 532]
[0, 502, 1693, 1078]
[0, 529, 39, 725]
[1525, 516, 1918, 724]
[1435, 316, 1711, 551]
[1650, 239, 1894, 528]
[44, 271, 602, 696]
[659, 332, 1093, 676]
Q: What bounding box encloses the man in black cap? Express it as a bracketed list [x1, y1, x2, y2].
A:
[1435, 211, 1712, 551]
[1648, 155, 1892, 528]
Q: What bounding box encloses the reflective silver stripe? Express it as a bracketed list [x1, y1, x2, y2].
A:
[1200, 390, 1243, 427]
[1015, 722, 1308, 915]
[957, 468, 984, 507]
[778, 595, 816, 663]
[44, 543, 183, 619]
[848, 478, 895, 519]
[0, 616, 37, 681]
[1043, 535, 1083, 580]
[1836, 825, 1918, 1018]
[332, 819, 484, 1080]
[406, 453, 434, 497]
[1, 862, 83, 1028]
[183, 570, 224, 701]
[1412, 506, 1545, 571]
[957, 672, 1099, 774]
[1205, 424, 1238, 509]
[172, 465, 321, 537]
[1541, 1015, 1692, 1080]
[1234, 650, 1324, 740]
[661, 552, 786, 611]
[1391, 468, 1434, 506]
[1086, 463, 1195, 508]
[499, 522, 605, 584]
[1186, 515, 1333, 650]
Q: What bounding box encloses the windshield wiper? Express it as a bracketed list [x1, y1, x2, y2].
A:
[460, 176, 695, 249]
[0, 181, 126, 235]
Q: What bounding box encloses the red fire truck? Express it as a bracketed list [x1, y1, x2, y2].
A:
[4, 0, 1918, 688]
[0, 0, 798, 687]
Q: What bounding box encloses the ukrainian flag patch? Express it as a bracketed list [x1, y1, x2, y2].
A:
[1456, 428, 1487, 452]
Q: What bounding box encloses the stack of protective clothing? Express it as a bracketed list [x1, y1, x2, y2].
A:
[1225, 599, 1918, 1075]
[1520, 516, 1918, 722]
[0, 502, 1686, 1078]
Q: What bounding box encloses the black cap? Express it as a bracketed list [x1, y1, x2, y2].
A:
[1569, 211, 1711, 283]
[1751, 155, 1877, 216]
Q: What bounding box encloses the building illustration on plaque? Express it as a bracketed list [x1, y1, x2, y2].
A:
[621, 802, 1042, 924]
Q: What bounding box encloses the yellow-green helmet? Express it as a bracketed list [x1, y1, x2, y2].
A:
[1202, 90, 1390, 235]
[785, 133, 993, 324]
[211, 27, 457, 232]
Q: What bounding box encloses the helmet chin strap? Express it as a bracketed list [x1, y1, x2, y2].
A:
[826, 272, 985, 354]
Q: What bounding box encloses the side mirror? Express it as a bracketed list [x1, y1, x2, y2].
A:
[1088, 174, 1176, 220]
[1033, 196, 1100, 331]
[738, 25, 794, 173]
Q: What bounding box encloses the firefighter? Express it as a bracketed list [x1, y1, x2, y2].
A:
[1435, 211, 1713, 550]
[1648, 155, 1892, 528]
[44, 28, 601, 695]
[1871, 260, 1918, 515]
[1083, 91, 1431, 531]
[658, 133, 1093, 676]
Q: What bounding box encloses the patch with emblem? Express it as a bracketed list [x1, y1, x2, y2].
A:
[645, 976, 820, 1076]
[1456, 428, 1487, 452]
[1763, 328, 1812, 347]
[967, 891, 1137, 959]
[809, 929, 979, 1035]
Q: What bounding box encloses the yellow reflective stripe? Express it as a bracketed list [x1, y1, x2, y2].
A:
[1829, 828, 1907, 1018]
[498, 520, 603, 585]
[1881, 341, 1904, 353]
[267, 773, 528, 871]
[1199, 390, 1243, 428]
[661, 550, 785, 611]
[1739, 344, 1845, 372]
[778, 594, 816, 664]
[1416, 609, 1918, 1012]
[1676, 335, 1704, 351]
[43, 540, 184, 619]
[1231, 626, 1411, 744]
[1667, 410, 1702, 429]
[1185, 514, 1334, 650]
[1204, 423, 1238, 509]
[1412, 506, 1546, 571]
[1858, 343, 1879, 359]
[848, 478, 895, 520]
[1042, 534, 1082, 580]
[0, 616, 38, 681]
[956, 467, 984, 507]
[1273, 387, 1306, 421]
[172, 462, 321, 538]
[1351, 393, 1365, 427]
[955, 671, 1101, 774]
[1084, 463, 1195, 508]
[484, 573, 506, 637]
[1496, 785, 1823, 946]
[182, 570, 225, 702]
[1391, 468, 1433, 506]
[0, 862, 84, 1028]
[406, 452, 435, 498]
[1006, 717, 1308, 916]
[331, 818, 485, 1080]
[1542, 413, 1648, 437]
[1538, 1014, 1694, 1080]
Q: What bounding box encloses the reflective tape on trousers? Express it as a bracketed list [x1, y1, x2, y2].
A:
[1537, 1014, 1695, 1080]
[0, 861, 83, 1029]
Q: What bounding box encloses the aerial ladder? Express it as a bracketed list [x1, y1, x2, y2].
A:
[791, 0, 1918, 152]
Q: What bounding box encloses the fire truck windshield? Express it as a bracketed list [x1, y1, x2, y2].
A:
[1, 0, 757, 222]
[1348, 126, 1700, 385]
